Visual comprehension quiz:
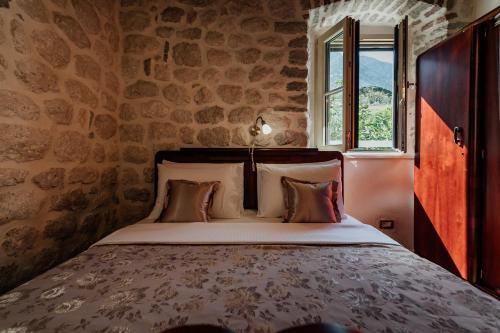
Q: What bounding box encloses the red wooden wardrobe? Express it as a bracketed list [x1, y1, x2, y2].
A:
[415, 8, 499, 297]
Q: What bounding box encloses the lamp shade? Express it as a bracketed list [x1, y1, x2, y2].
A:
[262, 123, 272, 135]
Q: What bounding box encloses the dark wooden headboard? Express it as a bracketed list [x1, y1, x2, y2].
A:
[154, 148, 343, 210]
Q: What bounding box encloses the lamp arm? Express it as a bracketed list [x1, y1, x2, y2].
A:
[255, 116, 265, 126]
[249, 116, 270, 171]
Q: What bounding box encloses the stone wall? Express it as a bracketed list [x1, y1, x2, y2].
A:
[0, 0, 476, 292]
[116, 0, 315, 225]
[0, 0, 121, 293]
[116, 0, 475, 228]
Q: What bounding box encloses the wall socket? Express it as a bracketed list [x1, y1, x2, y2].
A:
[379, 219, 395, 229]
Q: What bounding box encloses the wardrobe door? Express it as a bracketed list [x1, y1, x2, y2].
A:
[415, 29, 474, 279]
[479, 18, 499, 296]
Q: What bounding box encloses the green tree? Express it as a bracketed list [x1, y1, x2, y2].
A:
[358, 103, 392, 141]
[327, 86, 393, 145]
[327, 92, 343, 144]
[358, 86, 393, 142]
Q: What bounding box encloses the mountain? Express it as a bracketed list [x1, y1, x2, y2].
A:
[358, 55, 393, 91]
[329, 53, 394, 91]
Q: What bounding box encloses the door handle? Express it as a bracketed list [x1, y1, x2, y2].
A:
[453, 126, 463, 145]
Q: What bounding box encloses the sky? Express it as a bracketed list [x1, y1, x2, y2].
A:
[362, 50, 394, 64]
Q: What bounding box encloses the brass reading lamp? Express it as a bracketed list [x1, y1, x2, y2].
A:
[249, 116, 272, 171]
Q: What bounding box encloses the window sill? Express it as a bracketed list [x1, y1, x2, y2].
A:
[344, 151, 414, 159]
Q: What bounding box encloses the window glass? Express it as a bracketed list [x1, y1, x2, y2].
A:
[358, 49, 394, 148]
[327, 33, 343, 92]
[326, 92, 343, 145]
[325, 32, 344, 146]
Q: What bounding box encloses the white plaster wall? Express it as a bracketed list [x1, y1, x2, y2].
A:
[475, 0, 499, 18]
[343, 156, 414, 249]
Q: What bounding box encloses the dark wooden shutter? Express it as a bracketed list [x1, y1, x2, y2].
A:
[343, 17, 359, 150]
[352, 19, 360, 149]
[394, 16, 408, 152]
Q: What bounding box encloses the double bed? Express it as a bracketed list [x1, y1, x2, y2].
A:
[0, 149, 498, 332]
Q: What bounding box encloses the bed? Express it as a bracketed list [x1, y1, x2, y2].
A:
[0, 149, 498, 333]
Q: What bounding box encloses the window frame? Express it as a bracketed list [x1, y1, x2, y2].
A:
[314, 18, 357, 152]
[315, 20, 345, 151]
[324, 29, 345, 148]
[314, 17, 408, 153]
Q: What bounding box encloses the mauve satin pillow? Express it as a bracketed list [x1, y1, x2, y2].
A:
[281, 176, 341, 223]
[159, 179, 220, 222]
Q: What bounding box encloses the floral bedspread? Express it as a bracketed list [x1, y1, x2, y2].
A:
[0, 244, 498, 333]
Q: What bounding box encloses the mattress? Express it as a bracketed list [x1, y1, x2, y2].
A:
[96, 214, 399, 246]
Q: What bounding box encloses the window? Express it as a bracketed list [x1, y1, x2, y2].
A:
[315, 17, 408, 152]
[358, 44, 394, 148]
[325, 30, 344, 146]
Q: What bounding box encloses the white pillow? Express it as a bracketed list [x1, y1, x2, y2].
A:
[256, 159, 339, 208]
[162, 161, 245, 217]
[256, 160, 345, 218]
[147, 162, 244, 220]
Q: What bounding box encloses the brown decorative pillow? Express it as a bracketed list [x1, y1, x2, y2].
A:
[281, 176, 341, 223]
[159, 179, 220, 222]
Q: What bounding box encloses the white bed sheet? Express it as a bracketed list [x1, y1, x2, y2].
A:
[95, 213, 399, 246]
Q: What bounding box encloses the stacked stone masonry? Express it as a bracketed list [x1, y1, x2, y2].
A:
[0, 0, 122, 293]
[0, 0, 475, 292]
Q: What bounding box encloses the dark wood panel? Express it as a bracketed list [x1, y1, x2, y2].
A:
[394, 16, 408, 152]
[154, 148, 344, 210]
[415, 29, 474, 279]
[479, 21, 500, 296]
